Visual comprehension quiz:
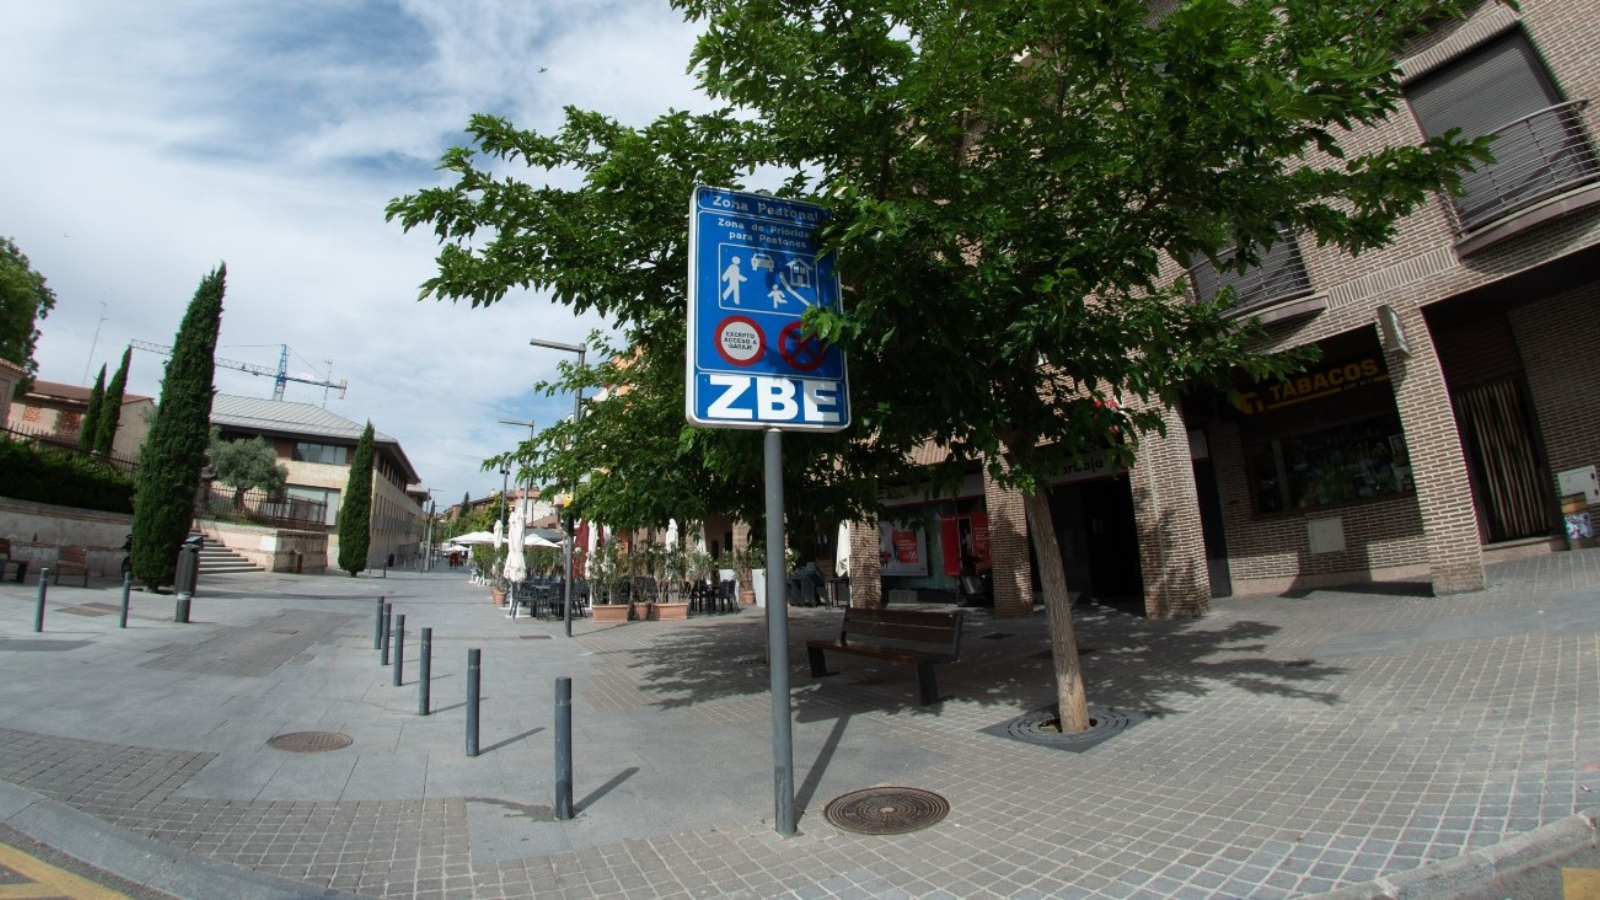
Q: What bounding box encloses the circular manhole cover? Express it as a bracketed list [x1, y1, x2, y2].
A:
[266, 731, 353, 753]
[824, 786, 949, 835]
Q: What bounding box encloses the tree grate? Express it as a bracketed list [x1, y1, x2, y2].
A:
[824, 786, 949, 834]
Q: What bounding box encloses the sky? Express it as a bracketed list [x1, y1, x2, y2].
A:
[1, 0, 710, 506]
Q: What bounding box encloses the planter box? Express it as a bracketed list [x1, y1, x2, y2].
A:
[650, 601, 689, 621]
[592, 604, 629, 623]
[491, 588, 507, 607]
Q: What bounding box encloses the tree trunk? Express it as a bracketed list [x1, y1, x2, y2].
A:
[1020, 487, 1093, 734]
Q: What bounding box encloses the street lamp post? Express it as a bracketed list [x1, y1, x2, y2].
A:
[529, 337, 586, 638]
[498, 418, 537, 529]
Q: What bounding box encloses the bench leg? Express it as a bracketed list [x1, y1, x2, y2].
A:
[916, 662, 940, 705]
[807, 646, 831, 677]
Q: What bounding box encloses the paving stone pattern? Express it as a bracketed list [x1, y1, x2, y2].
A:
[0, 552, 1598, 897]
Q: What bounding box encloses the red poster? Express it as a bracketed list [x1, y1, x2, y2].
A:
[893, 529, 919, 564]
[940, 512, 991, 576]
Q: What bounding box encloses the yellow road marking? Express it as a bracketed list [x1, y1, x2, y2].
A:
[1565, 866, 1600, 899]
[0, 841, 129, 900]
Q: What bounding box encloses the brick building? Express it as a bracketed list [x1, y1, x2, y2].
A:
[852, 0, 1600, 616]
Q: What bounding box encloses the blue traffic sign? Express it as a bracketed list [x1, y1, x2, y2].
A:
[687, 186, 850, 431]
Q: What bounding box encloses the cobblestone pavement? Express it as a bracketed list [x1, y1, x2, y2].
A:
[0, 549, 1598, 898]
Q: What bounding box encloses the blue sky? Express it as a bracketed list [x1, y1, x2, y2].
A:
[1, 0, 708, 503]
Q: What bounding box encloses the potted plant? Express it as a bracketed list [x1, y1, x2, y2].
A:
[650, 540, 691, 620]
[589, 538, 630, 623]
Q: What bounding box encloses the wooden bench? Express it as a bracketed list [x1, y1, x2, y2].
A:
[53, 546, 90, 587]
[0, 538, 26, 584]
[806, 606, 965, 705]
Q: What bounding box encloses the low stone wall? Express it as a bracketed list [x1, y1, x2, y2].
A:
[0, 497, 132, 576]
[197, 521, 329, 573]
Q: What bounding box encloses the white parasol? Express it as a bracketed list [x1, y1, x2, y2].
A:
[502, 514, 528, 583]
[524, 532, 562, 549]
[835, 521, 852, 577]
[451, 531, 497, 545]
[492, 518, 503, 550]
[665, 519, 679, 550]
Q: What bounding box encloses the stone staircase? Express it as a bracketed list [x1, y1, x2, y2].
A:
[196, 539, 263, 575]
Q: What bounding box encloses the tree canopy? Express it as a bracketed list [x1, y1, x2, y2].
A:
[390, 0, 1491, 728]
[0, 237, 58, 396]
[131, 266, 225, 588]
[207, 427, 288, 502]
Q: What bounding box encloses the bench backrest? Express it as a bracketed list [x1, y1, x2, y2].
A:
[58, 546, 87, 565]
[0, 537, 10, 558]
[841, 606, 964, 656]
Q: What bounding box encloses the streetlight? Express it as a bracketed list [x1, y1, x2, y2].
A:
[498, 418, 536, 527]
[529, 337, 586, 638]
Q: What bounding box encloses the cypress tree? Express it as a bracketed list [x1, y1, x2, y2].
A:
[78, 365, 106, 450]
[461, 491, 471, 519]
[131, 265, 225, 588]
[338, 421, 376, 576]
[95, 346, 132, 455]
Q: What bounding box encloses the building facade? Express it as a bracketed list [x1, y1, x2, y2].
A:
[855, 0, 1600, 616]
[210, 395, 429, 569]
[6, 379, 155, 462]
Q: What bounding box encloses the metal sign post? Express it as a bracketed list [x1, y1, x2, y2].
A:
[687, 187, 850, 837]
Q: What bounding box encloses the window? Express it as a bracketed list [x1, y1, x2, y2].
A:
[292, 442, 348, 465]
[286, 485, 340, 526]
[1248, 415, 1412, 513]
[1189, 231, 1313, 314]
[1407, 30, 1598, 230]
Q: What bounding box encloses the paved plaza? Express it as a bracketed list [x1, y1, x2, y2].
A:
[0, 549, 1598, 898]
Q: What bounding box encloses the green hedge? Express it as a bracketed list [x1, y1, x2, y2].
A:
[0, 437, 136, 513]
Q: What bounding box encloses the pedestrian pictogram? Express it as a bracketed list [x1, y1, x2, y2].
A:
[777, 322, 827, 372]
[687, 186, 850, 431]
[716, 316, 765, 366]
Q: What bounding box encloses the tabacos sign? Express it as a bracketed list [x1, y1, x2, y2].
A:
[1236, 356, 1389, 415]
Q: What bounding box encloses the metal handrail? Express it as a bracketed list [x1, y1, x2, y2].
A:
[1451, 98, 1600, 231]
[1189, 232, 1315, 316]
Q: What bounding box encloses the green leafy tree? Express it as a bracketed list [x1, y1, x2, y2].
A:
[390, 0, 1491, 731]
[94, 346, 133, 455]
[78, 365, 106, 451]
[131, 265, 226, 588]
[0, 237, 57, 396]
[338, 422, 376, 576]
[207, 427, 288, 508]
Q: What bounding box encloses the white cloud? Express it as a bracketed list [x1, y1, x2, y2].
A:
[0, 0, 709, 502]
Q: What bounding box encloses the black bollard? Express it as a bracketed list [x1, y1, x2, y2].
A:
[555, 676, 573, 820]
[466, 648, 481, 757]
[34, 570, 49, 633]
[381, 604, 392, 666]
[119, 573, 132, 628]
[418, 627, 432, 716]
[393, 614, 406, 687]
[374, 595, 385, 649]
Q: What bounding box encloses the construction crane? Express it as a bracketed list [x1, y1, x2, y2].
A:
[129, 341, 347, 402]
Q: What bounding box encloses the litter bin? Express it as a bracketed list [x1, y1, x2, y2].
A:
[1563, 494, 1594, 550]
[174, 535, 203, 622]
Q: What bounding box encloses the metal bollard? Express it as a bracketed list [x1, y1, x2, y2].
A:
[34, 570, 49, 633]
[374, 596, 385, 649]
[119, 573, 132, 628]
[393, 615, 406, 687]
[466, 648, 481, 757]
[381, 605, 392, 666]
[418, 628, 432, 716]
[174, 538, 200, 623]
[555, 676, 573, 820]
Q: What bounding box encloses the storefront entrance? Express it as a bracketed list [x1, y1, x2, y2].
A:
[1048, 476, 1144, 607]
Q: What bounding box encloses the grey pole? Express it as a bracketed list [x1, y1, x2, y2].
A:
[562, 511, 575, 637]
[530, 337, 585, 639]
[33, 570, 49, 633]
[119, 572, 132, 628]
[555, 676, 573, 819]
[418, 627, 432, 715]
[466, 649, 482, 757]
[764, 427, 796, 836]
[393, 614, 406, 687]
[381, 604, 392, 666]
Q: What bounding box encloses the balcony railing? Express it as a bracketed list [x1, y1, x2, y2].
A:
[196, 484, 329, 531]
[1451, 99, 1600, 232]
[1189, 231, 1314, 316]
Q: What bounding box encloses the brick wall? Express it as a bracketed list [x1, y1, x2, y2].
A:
[1510, 280, 1600, 511]
[1128, 403, 1210, 617]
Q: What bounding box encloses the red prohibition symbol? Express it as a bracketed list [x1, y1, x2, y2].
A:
[715, 315, 765, 366]
[777, 321, 827, 372]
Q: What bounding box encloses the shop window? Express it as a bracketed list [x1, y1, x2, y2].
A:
[1248, 415, 1412, 513]
[1189, 230, 1313, 314]
[292, 441, 348, 465]
[1407, 30, 1598, 231]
